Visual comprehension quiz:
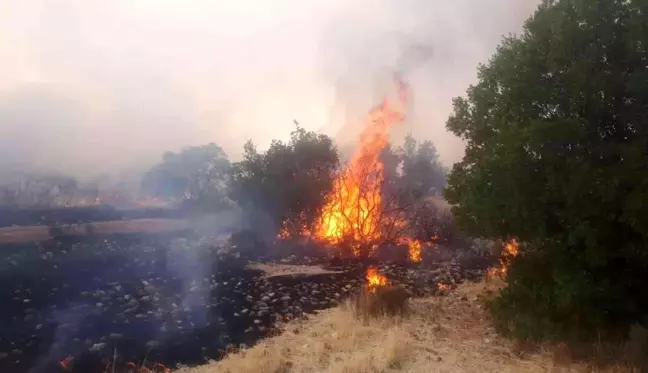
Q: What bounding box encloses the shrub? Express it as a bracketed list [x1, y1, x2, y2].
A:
[446, 0, 648, 342]
[354, 285, 409, 319]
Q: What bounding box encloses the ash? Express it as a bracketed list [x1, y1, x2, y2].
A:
[0, 231, 491, 373]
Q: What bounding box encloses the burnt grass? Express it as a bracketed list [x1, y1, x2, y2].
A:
[0, 231, 493, 373]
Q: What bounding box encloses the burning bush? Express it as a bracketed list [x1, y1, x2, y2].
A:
[354, 285, 409, 319]
[353, 267, 409, 318]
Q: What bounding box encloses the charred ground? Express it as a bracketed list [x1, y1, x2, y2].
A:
[0, 226, 493, 373]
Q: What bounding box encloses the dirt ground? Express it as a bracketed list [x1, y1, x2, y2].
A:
[0, 219, 189, 244]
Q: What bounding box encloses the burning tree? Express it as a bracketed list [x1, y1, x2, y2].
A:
[278, 76, 437, 260]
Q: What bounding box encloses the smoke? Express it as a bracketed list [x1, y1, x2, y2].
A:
[0, 0, 541, 180]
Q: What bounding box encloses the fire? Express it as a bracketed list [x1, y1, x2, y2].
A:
[126, 362, 171, 373]
[366, 266, 389, 292]
[487, 238, 520, 279]
[408, 239, 423, 262]
[437, 282, 451, 291]
[312, 77, 408, 255]
[58, 355, 73, 371]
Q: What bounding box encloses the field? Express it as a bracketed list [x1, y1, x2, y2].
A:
[0, 227, 484, 373]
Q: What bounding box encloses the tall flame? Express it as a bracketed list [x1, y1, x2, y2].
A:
[313, 77, 408, 255]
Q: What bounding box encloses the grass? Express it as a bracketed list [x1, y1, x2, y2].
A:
[179, 280, 558, 373]
[178, 278, 645, 373]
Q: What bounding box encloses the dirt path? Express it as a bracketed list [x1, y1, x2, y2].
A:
[0, 219, 189, 244]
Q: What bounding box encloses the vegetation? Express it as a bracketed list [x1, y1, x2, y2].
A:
[445, 0, 648, 342]
[142, 143, 232, 211]
[229, 126, 339, 236]
[382, 134, 447, 206]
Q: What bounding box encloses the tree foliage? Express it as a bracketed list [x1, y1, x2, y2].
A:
[0, 173, 80, 207]
[142, 143, 231, 211]
[381, 134, 447, 204]
[230, 126, 339, 235]
[445, 0, 648, 340]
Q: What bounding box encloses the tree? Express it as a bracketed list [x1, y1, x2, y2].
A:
[142, 143, 231, 211]
[400, 134, 446, 200]
[230, 126, 339, 236]
[381, 134, 447, 204]
[0, 173, 79, 207]
[445, 0, 648, 340]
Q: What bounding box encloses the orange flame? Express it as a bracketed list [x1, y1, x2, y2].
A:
[312, 77, 408, 255]
[408, 239, 423, 262]
[126, 362, 171, 373]
[437, 282, 451, 292]
[58, 355, 73, 371]
[487, 238, 519, 280]
[366, 266, 389, 292]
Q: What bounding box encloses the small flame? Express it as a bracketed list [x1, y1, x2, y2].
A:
[437, 282, 451, 292]
[366, 266, 389, 292]
[126, 362, 171, 373]
[58, 355, 73, 371]
[408, 240, 422, 262]
[487, 238, 519, 280]
[399, 235, 437, 263]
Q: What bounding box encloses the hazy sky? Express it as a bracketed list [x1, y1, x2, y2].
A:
[0, 0, 540, 179]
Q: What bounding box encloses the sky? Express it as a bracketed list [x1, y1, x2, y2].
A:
[0, 0, 541, 180]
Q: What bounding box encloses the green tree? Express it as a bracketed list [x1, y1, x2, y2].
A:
[400, 134, 446, 199]
[143, 143, 231, 211]
[380, 135, 446, 203]
[230, 126, 339, 235]
[445, 0, 648, 340]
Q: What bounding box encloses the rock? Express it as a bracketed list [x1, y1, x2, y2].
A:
[11, 349, 22, 355]
[261, 296, 270, 302]
[146, 340, 161, 349]
[0, 352, 7, 360]
[241, 309, 249, 314]
[281, 295, 291, 301]
[253, 319, 261, 325]
[109, 333, 123, 339]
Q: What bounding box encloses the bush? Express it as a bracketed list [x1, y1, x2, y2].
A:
[446, 0, 648, 342]
[354, 285, 409, 319]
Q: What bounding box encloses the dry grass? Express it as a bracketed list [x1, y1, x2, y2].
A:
[179, 279, 643, 373]
[0, 219, 189, 244]
[245, 263, 343, 278]
[354, 285, 409, 319]
[179, 280, 547, 373]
